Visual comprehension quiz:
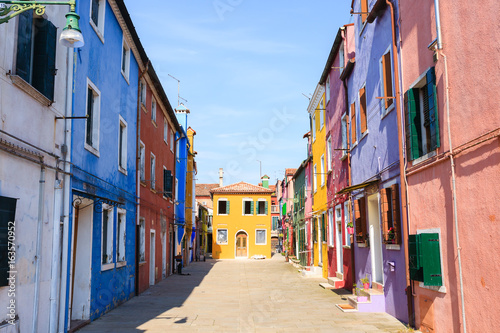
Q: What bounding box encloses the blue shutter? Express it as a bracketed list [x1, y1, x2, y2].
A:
[426, 67, 440, 151]
[32, 18, 57, 100]
[16, 9, 33, 82]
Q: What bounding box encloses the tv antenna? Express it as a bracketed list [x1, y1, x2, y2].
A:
[302, 93, 312, 101]
[168, 74, 188, 106]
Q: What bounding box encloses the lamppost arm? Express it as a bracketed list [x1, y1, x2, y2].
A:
[0, 0, 75, 24]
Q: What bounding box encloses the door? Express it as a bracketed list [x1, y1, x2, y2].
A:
[162, 232, 166, 278]
[150, 231, 155, 285]
[236, 232, 247, 257]
[335, 205, 343, 274]
[368, 193, 384, 284]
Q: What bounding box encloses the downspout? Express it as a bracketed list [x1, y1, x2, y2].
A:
[48, 175, 62, 333]
[32, 165, 46, 333]
[386, 0, 414, 326]
[434, 0, 443, 50]
[58, 44, 75, 333]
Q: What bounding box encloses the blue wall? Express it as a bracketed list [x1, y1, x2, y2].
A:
[175, 130, 188, 245]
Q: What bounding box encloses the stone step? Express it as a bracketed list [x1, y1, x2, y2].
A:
[319, 282, 335, 289]
[347, 289, 385, 312]
[335, 303, 357, 313]
[328, 277, 344, 288]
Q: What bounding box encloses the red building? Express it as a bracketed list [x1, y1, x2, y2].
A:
[137, 64, 181, 294]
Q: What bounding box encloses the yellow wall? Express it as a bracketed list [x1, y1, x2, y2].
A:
[212, 193, 272, 259]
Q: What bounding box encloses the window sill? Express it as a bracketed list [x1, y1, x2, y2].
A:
[121, 71, 130, 85]
[90, 20, 105, 44]
[385, 244, 401, 251]
[351, 141, 358, 150]
[418, 282, 446, 294]
[84, 143, 100, 157]
[119, 166, 127, 175]
[142, 104, 147, 113]
[10, 75, 51, 106]
[359, 130, 369, 143]
[340, 153, 348, 161]
[101, 263, 114, 271]
[151, 120, 157, 128]
[357, 242, 368, 248]
[140, 181, 147, 187]
[150, 188, 157, 194]
[381, 103, 395, 119]
[139, 261, 147, 266]
[116, 261, 127, 268]
[411, 150, 437, 166]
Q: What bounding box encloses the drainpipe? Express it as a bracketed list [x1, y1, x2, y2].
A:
[385, 0, 414, 326]
[32, 165, 46, 333]
[434, 0, 443, 50]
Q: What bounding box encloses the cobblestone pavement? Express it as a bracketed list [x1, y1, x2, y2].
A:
[78, 254, 408, 332]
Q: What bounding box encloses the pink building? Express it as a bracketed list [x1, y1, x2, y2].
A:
[399, 0, 500, 332]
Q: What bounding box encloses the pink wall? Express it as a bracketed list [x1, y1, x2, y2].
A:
[400, 0, 500, 331]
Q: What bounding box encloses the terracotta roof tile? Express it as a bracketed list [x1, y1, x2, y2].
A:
[285, 168, 297, 176]
[210, 181, 273, 194]
[195, 183, 220, 196]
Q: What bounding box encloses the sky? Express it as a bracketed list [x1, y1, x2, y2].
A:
[123, 1, 353, 186]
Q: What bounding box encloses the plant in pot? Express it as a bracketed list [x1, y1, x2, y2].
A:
[353, 283, 368, 302]
[347, 222, 354, 235]
[360, 274, 370, 290]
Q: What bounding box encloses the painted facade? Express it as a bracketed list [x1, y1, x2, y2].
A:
[308, 85, 329, 278]
[137, 63, 180, 294]
[399, 0, 500, 331]
[211, 182, 272, 259]
[185, 127, 196, 264]
[0, 4, 71, 331]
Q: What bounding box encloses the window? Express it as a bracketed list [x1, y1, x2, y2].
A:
[311, 114, 316, 141]
[140, 81, 146, 106]
[328, 209, 334, 246]
[118, 117, 127, 172]
[216, 229, 228, 244]
[175, 178, 178, 201]
[139, 142, 145, 183]
[255, 229, 267, 245]
[312, 217, 317, 243]
[405, 67, 440, 161]
[320, 155, 325, 186]
[218, 199, 229, 215]
[360, 0, 369, 24]
[90, 0, 106, 38]
[321, 213, 326, 242]
[85, 80, 100, 153]
[243, 199, 253, 215]
[116, 209, 126, 263]
[381, 48, 394, 111]
[102, 205, 114, 266]
[0, 196, 17, 286]
[163, 169, 173, 198]
[341, 114, 348, 158]
[272, 216, 279, 230]
[344, 202, 351, 247]
[354, 197, 367, 243]
[170, 128, 174, 151]
[359, 86, 367, 135]
[319, 99, 324, 129]
[350, 102, 356, 144]
[325, 76, 330, 103]
[164, 118, 168, 144]
[15, 10, 56, 101]
[139, 218, 145, 262]
[257, 200, 268, 215]
[326, 137, 332, 172]
[339, 41, 345, 77]
[150, 153, 156, 190]
[313, 165, 317, 193]
[151, 97, 157, 123]
[381, 184, 401, 244]
[121, 37, 130, 80]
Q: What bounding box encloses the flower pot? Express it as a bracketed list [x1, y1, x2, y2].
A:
[357, 296, 368, 302]
[347, 227, 354, 235]
[363, 282, 369, 290]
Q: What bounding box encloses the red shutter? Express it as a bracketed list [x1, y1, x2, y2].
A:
[350, 103, 356, 143]
[391, 183, 401, 244]
[360, 87, 367, 134]
[359, 197, 367, 237]
[380, 188, 390, 243]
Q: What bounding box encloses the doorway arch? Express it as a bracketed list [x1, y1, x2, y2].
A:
[235, 230, 248, 258]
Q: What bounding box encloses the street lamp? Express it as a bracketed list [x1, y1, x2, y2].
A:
[0, 0, 84, 48]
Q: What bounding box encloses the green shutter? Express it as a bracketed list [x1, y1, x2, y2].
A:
[409, 234, 423, 281]
[421, 233, 443, 286]
[32, 18, 57, 100]
[426, 67, 440, 151]
[405, 88, 422, 160]
[226, 200, 230, 214]
[282, 203, 286, 216]
[250, 200, 254, 215]
[265, 201, 268, 215]
[16, 9, 33, 82]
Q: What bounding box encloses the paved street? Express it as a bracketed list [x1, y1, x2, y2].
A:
[79, 255, 408, 332]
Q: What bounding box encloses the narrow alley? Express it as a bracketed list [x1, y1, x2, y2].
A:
[78, 255, 407, 332]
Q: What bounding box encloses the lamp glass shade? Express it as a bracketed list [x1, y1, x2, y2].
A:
[59, 28, 84, 48]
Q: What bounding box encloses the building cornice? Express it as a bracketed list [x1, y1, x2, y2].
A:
[307, 84, 325, 115]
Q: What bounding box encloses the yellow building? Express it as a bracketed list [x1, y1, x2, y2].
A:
[211, 182, 273, 259]
[185, 127, 197, 264]
[308, 84, 329, 278]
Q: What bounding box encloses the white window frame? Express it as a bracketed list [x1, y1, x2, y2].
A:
[139, 218, 146, 263]
[140, 80, 146, 107]
[311, 114, 316, 142]
[139, 141, 145, 183]
[320, 155, 325, 187]
[325, 76, 330, 103]
[151, 97, 157, 123]
[313, 165, 318, 193]
[118, 116, 127, 174]
[257, 199, 267, 216]
[89, 0, 106, 42]
[255, 229, 267, 245]
[170, 128, 174, 152]
[163, 117, 168, 144]
[319, 99, 324, 129]
[216, 228, 228, 245]
[339, 41, 345, 77]
[341, 114, 348, 159]
[85, 78, 101, 156]
[116, 208, 126, 266]
[218, 198, 229, 215]
[101, 204, 114, 270]
[326, 136, 332, 172]
[344, 202, 351, 247]
[150, 153, 156, 190]
[242, 198, 253, 216]
[328, 208, 334, 246]
[380, 45, 395, 117]
[121, 36, 130, 82]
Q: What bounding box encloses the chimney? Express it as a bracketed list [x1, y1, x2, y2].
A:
[261, 175, 269, 189]
[219, 168, 224, 187]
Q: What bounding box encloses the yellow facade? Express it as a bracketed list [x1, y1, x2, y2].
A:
[212, 189, 272, 259]
[310, 87, 329, 278]
[185, 128, 196, 262]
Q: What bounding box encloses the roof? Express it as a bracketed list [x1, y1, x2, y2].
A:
[196, 184, 219, 197]
[210, 182, 274, 195]
[285, 168, 297, 176]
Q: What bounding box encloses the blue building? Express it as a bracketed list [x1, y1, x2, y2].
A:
[61, 0, 147, 330]
[344, 0, 408, 322]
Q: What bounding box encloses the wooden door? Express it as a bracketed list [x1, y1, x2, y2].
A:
[236, 233, 247, 257]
